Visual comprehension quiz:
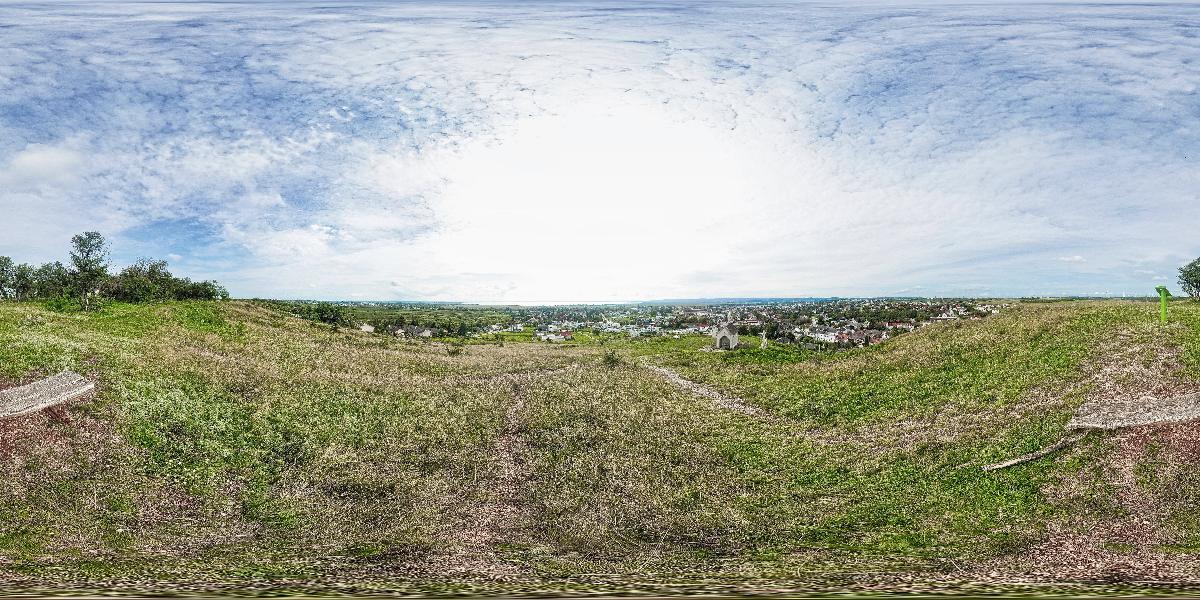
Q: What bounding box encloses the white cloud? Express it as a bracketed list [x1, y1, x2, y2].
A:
[1, 1, 1198, 299]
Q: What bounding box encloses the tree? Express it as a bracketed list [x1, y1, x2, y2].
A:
[1, 233, 228, 305]
[0, 256, 13, 299]
[110, 258, 174, 303]
[312, 302, 349, 326]
[766, 321, 781, 339]
[12, 263, 34, 301]
[1181, 257, 1200, 299]
[173, 279, 228, 301]
[34, 261, 69, 299]
[68, 231, 110, 310]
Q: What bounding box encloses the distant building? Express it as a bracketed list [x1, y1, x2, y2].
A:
[731, 319, 763, 328]
[396, 325, 434, 338]
[713, 324, 739, 350]
[807, 327, 839, 343]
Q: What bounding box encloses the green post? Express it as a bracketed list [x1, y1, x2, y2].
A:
[1157, 285, 1171, 325]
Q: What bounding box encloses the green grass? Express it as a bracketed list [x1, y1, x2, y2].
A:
[0, 301, 555, 583]
[0, 299, 1198, 592]
[643, 302, 1155, 429]
[515, 362, 1105, 578]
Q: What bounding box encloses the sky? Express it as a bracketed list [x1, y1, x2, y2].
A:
[1, 1, 1198, 303]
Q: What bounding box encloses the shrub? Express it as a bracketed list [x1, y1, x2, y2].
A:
[311, 302, 351, 326]
[43, 295, 82, 313]
[255, 300, 352, 326]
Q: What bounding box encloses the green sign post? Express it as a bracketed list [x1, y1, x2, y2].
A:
[1157, 285, 1171, 325]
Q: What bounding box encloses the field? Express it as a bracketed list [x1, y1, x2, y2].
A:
[1, 299, 1199, 594]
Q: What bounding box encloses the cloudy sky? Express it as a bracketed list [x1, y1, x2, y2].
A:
[1, 1, 1197, 302]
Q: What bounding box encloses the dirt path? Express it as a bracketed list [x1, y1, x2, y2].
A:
[432, 367, 572, 580]
[644, 364, 776, 420]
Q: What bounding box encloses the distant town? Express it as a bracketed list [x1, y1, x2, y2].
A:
[333, 299, 1010, 350]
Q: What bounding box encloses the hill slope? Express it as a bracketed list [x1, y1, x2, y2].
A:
[0, 300, 1198, 593]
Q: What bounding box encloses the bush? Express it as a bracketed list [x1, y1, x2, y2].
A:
[601, 349, 622, 368]
[254, 300, 352, 326]
[110, 259, 229, 302]
[313, 302, 351, 326]
[43, 295, 81, 313]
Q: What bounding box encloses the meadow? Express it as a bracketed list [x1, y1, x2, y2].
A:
[0, 299, 1198, 593]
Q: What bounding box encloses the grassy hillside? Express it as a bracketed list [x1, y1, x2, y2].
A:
[0, 299, 1198, 593]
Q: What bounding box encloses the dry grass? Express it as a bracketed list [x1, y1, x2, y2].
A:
[1, 299, 1200, 593]
[959, 315, 1200, 584]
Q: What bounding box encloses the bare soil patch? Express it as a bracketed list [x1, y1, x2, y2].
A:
[967, 422, 1200, 584]
[1069, 330, 1200, 430]
[962, 328, 1200, 583]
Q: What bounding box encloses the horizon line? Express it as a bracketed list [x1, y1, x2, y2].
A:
[242, 294, 1166, 307]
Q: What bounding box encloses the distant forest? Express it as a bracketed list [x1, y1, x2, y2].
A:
[0, 231, 228, 310]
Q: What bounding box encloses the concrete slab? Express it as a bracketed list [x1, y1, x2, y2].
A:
[0, 371, 94, 419]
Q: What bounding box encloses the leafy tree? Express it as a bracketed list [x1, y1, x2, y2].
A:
[110, 258, 175, 303]
[173, 279, 229, 301]
[766, 321, 781, 339]
[34, 261, 70, 299]
[12, 263, 34, 301]
[0, 233, 226, 305]
[1181, 257, 1200, 299]
[68, 231, 110, 310]
[311, 302, 350, 326]
[0, 256, 13, 299]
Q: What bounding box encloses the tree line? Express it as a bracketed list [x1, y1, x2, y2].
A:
[0, 231, 228, 310]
